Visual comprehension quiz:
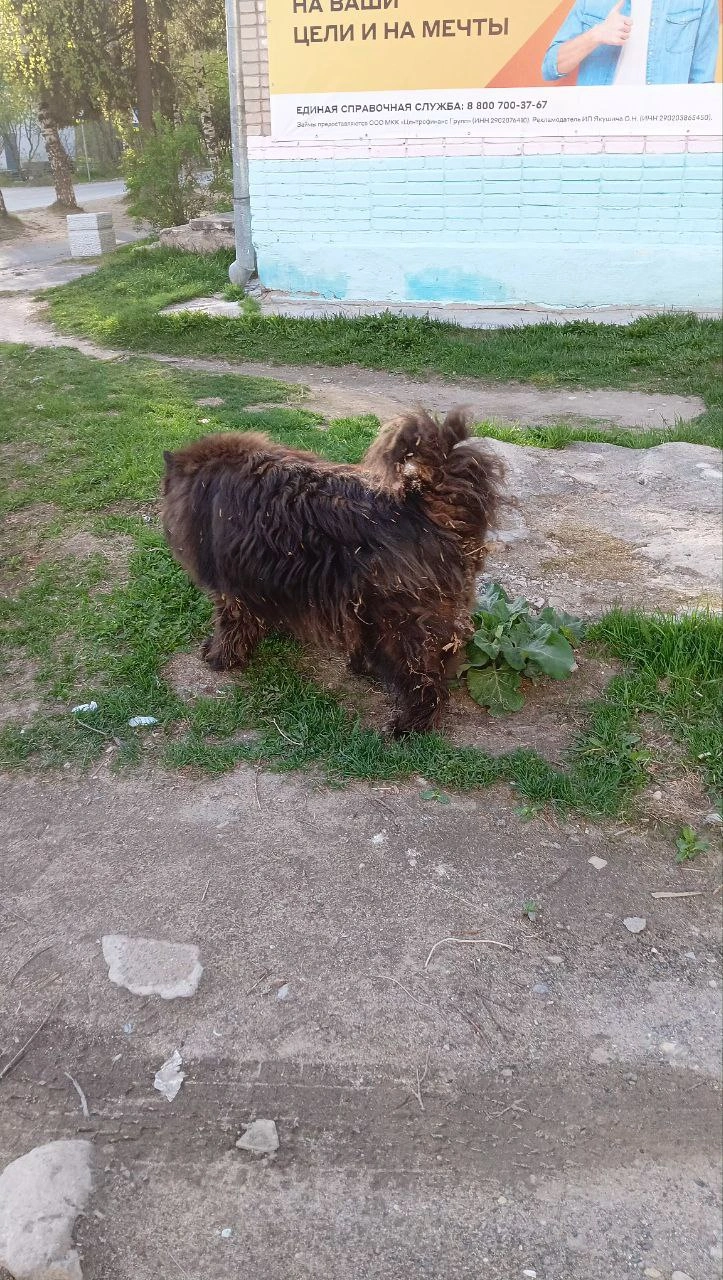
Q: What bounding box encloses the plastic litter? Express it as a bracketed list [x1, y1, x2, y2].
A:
[128, 716, 158, 728]
[153, 1049, 185, 1102]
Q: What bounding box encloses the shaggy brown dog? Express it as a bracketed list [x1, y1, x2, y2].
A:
[162, 410, 503, 735]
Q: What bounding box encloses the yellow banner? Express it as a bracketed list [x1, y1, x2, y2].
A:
[266, 0, 552, 93]
[265, 0, 723, 138]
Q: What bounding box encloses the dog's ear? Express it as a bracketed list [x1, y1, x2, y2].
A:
[440, 408, 471, 449]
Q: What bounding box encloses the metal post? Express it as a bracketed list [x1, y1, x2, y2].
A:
[225, 0, 256, 286]
[79, 119, 92, 182]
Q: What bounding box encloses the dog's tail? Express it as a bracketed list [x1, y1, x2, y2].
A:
[363, 407, 503, 525]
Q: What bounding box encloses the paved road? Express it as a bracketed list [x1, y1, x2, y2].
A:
[0, 178, 126, 212]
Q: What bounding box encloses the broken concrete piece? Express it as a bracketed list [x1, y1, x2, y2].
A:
[0, 1139, 93, 1280]
[101, 934, 203, 999]
[235, 1119, 279, 1155]
[623, 917, 647, 934]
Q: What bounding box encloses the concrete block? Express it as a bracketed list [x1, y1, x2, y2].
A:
[67, 211, 116, 258]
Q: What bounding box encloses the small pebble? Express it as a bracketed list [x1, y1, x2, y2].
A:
[533, 982, 550, 996]
[501, 1068, 513, 1079]
[522, 1271, 537, 1279]
[588, 856, 608, 870]
[672, 1272, 695, 1280]
[497, 1195, 507, 1205]
[220, 1228, 233, 1239]
[546, 955, 564, 966]
[276, 983, 290, 1002]
[643, 1270, 662, 1278]
[652, 789, 663, 800]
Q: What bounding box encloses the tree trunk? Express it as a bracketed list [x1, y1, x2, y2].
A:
[0, 185, 8, 218]
[195, 56, 220, 172]
[37, 101, 79, 210]
[133, 0, 154, 131]
[155, 11, 176, 121]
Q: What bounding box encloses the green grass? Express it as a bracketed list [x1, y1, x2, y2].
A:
[1, 342, 721, 817]
[44, 245, 723, 450]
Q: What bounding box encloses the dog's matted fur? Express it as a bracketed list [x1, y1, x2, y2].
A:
[162, 410, 503, 735]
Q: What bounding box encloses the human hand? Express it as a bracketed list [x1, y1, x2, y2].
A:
[595, 0, 632, 46]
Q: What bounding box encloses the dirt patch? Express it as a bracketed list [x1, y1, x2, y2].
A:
[0, 443, 45, 465]
[50, 530, 135, 583]
[298, 645, 618, 762]
[0, 503, 63, 587]
[153, 352, 705, 430]
[3, 501, 60, 533]
[5, 194, 138, 246]
[0, 656, 42, 727]
[163, 653, 235, 700]
[635, 717, 718, 828]
[0, 768, 720, 1279]
[541, 524, 644, 584]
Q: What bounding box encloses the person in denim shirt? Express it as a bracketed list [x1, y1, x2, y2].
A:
[542, 0, 719, 84]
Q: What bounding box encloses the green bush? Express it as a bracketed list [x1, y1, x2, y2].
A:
[122, 117, 206, 230]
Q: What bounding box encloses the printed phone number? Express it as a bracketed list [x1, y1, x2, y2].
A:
[475, 99, 548, 110]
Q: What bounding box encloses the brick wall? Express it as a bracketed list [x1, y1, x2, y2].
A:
[236, 1, 723, 309]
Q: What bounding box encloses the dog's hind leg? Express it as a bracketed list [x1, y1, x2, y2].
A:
[201, 596, 266, 671]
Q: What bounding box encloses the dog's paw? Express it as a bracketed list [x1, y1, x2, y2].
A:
[200, 639, 226, 670]
[386, 716, 411, 738]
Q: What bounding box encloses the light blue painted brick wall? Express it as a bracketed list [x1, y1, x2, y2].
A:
[248, 153, 723, 308]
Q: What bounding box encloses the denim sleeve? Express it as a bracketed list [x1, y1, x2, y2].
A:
[689, 0, 720, 82]
[542, 0, 586, 80]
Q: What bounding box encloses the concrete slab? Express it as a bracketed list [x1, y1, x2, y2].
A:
[163, 289, 722, 329]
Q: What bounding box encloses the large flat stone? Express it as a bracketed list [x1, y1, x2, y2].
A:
[0, 1140, 93, 1280]
[101, 934, 203, 999]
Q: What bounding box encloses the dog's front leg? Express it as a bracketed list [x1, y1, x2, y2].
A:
[371, 625, 449, 737]
[202, 596, 265, 671]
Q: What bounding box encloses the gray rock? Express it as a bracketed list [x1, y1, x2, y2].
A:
[101, 934, 203, 999]
[0, 1139, 93, 1280]
[235, 1119, 279, 1155]
[671, 1272, 695, 1280]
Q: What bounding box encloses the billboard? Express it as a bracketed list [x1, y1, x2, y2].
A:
[266, 0, 723, 138]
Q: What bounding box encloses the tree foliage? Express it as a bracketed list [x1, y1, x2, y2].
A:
[0, 0, 133, 124]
